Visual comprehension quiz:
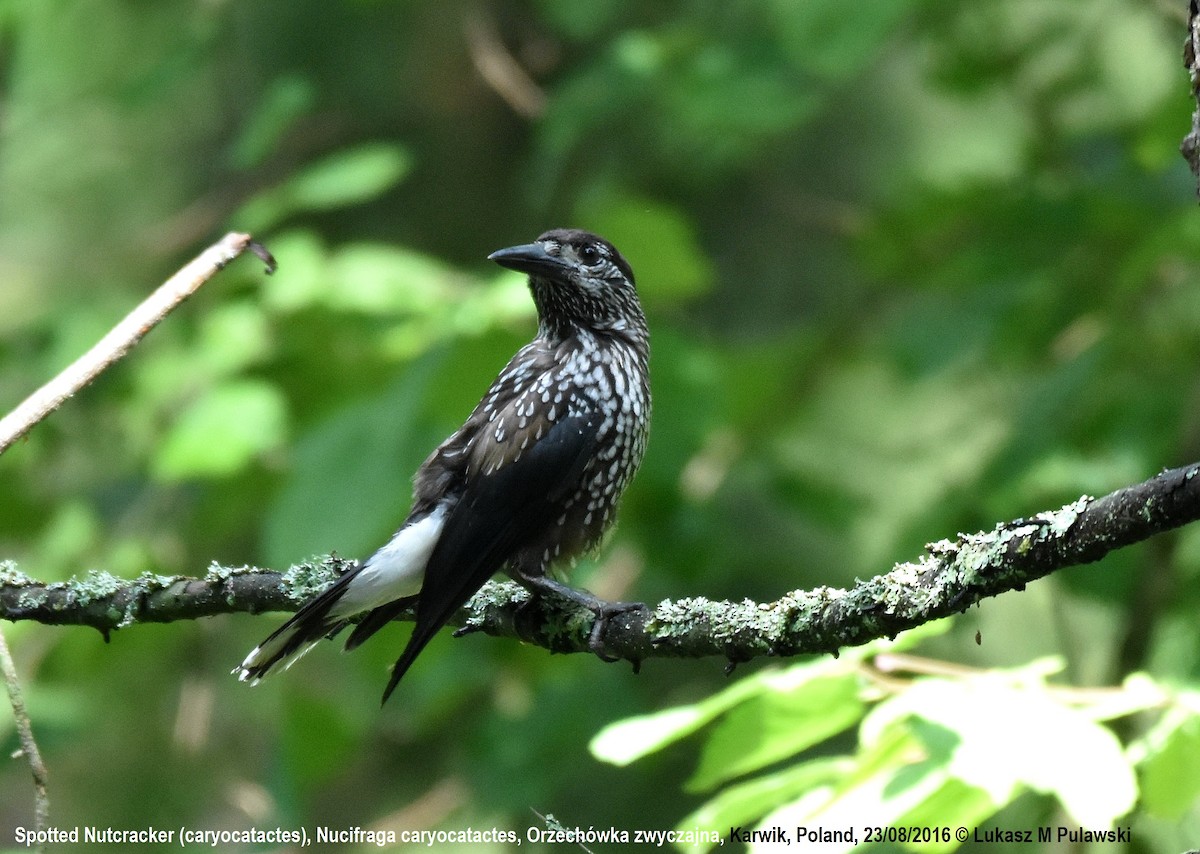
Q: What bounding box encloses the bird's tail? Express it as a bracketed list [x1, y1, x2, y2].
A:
[233, 565, 361, 683]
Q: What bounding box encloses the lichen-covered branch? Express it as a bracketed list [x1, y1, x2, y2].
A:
[3, 463, 1199, 667]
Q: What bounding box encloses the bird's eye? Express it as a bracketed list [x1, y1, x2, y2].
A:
[578, 243, 601, 265]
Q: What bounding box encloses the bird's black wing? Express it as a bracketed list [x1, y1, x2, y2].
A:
[380, 410, 599, 702]
[343, 594, 417, 652]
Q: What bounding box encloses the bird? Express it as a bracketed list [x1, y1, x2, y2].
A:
[234, 228, 651, 703]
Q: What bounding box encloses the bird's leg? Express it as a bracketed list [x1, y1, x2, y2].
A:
[511, 572, 642, 661]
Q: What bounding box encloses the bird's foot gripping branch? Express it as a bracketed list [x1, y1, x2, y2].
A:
[5, 463, 1200, 687]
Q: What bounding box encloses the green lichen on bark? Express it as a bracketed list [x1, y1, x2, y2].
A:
[3, 464, 1200, 667]
[279, 560, 339, 605]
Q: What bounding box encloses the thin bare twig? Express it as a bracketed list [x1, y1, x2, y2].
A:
[0, 232, 275, 456]
[464, 10, 547, 118]
[0, 625, 49, 840]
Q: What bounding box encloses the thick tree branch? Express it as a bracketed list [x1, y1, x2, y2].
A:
[2, 463, 1199, 667]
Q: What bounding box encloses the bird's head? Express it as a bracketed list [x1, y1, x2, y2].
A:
[489, 229, 646, 344]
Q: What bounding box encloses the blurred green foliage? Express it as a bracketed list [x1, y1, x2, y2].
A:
[1, 0, 1199, 851]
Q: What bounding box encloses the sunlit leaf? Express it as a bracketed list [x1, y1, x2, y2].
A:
[865, 674, 1137, 828]
[325, 244, 454, 315]
[153, 380, 288, 479]
[195, 300, 272, 375]
[898, 777, 997, 854]
[677, 758, 849, 853]
[592, 624, 946, 767]
[590, 705, 712, 767]
[234, 143, 412, 232]
[591, 660, 850, 767]
[757, 722, 938, 853]
[1137, 705, 1200, 820]
[686, 673, 863, 792]
[260, 230, 334, 312]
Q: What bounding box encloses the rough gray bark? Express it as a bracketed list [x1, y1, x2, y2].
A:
[4, 462, 1199, 668]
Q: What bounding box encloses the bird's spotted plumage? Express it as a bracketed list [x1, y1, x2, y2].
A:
[235, 229, 650, 703]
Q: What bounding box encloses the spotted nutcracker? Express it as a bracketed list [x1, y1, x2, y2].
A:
[235, 229, 651, 703]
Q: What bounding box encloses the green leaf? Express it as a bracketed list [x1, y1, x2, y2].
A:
[325, 244, 453, 315]
[1022, 721, 1134, 824]
[195, 300, 272, 375]
[862, 678, 1020, 807]
[591, 659, 845, 767]
[229, 74, 316, 170]
[153, 380, 287, 480]
[589, 705, 713, 767]
[686, 673, 863, 792]
[898, 777, 997, 854]
[261, 354, 442, 564]
[591, 624, 947, 767]
[1137, 705, 1200, 820]
[677, 758, 849, 853]
[260, 230, 333, 313]
[234, 142, 412, 232]
[575, 190, 714, 304]
[865, 673, 1137, 827]
[286, 143, 411, 209]
[760, 721, 944, 853]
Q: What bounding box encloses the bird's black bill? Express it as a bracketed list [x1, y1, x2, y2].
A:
[488, 242, 571, 278]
